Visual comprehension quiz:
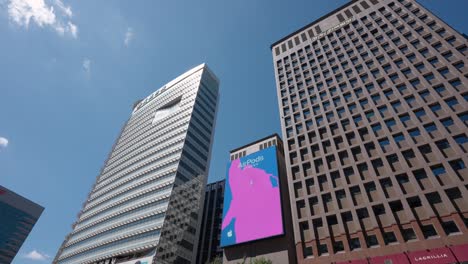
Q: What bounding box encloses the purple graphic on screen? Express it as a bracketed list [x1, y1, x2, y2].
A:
[221, 159, 283, 244]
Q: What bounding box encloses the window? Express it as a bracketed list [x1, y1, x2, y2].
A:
[349, 237, 361, 250]
[403, 228, 417, 241]
[384, 89, 394, 98]
[402, 68, 411, 76]
[454, 134, 467, 145]
[378, 106, 388, 116]
[446, 98, 459, 109]
[371, 94, 381, 103]
[457, 110, 467, 123]
[421, 224, 438, 238]
[442, 221, 460, 235]
[366, 235, 379, 247]
[333, 241, 344, 253]
[428, 57, 439, 66]
[318, 243, 328, 255]
[384, 231, 397, 244]
[430, 103, 442, 112]
[434, 85, 446, 95]
[409, 128, 421, 137]
[419, 90, 430, 101]
[354, 115, 363, 124]
[400, 114, 410, 122]
[450, 159, 466, 171]
[454, 61, 464, 71]
[439, 68, 450, 78]
[360, 99, 369, 107]
[385, 119, 396, 129]
[372, 124, 382, 132]
[424, 123, 437, 133]
[441, 118, 454, 127]
[414, 109, 426, 118]
[432, 165, 446, 177]
[450, 79, 462, 89]
[436, 140, 451, 152]
[394, 134, 405, 143]
[410, 79, 420, 88]
[397, 85, 407, 94]
[379, 139, 390, 147]
[317, 116, 324, 126]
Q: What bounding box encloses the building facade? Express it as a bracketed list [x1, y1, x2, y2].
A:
[222, 134, 296, 264]
[195, 180, 225, 264]
[53, 64, 219, 264]
[271, 0, 468, 263]
[0, 185, 44, 264]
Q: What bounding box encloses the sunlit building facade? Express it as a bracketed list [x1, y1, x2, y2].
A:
[54, 64, 219, 264]
[271, 0, 468, 263]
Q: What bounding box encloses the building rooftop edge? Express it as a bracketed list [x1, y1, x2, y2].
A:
[0, 185, 45, 210]
[270, 0, 358, 49]
[229, 133, 282, 154]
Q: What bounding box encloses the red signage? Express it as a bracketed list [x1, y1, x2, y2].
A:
[407, 247, 457, 264]
[450, 244, 468, 262]
[331, 245, 468, 264]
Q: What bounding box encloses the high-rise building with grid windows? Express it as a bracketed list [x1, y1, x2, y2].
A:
[271, 0, 468, 263]
[53, 64, 219, 264]
[195, 180, 225, 264]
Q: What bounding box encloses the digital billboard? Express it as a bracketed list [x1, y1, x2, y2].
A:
[220, 146, 284, 247]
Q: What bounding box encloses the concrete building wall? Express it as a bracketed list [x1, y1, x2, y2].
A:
[271, 0, 468, 263]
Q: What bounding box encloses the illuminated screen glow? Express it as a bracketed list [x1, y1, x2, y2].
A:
[220, 146, 284, 247]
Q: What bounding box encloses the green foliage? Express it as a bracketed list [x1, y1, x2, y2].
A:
[251, 257, 273, 264]
[207, 257, 223, 264]
[235, 256, 273, 264]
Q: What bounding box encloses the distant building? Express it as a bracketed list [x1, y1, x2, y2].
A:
[195, 180, 225, 264]
[0, 185, 44, 263]
[271, 0, 468, 263]
[222, 134, 296, 264]
[53, 64, 220, 264]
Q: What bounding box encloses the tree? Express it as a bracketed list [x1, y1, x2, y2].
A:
[207, 257, 223, 264]
[251, 257, 273, 264]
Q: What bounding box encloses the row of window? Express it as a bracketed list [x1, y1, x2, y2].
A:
[299, 185, 466, 257]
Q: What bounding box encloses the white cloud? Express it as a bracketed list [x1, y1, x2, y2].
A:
[0, 137, 8, 149]
[8, 0, 78, 38]
[67, 21, 77, 38]
[82, 58, 91, 75]
[24, 250, 50, 261]
[54, 0, 72, 17]
[124, 27, 133, 47]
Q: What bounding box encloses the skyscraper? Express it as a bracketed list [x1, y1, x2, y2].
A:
[0, 185, 44, 264]
[195, 180, 225, 264]
[271, 0, 467, 263]
[54, 64, 219, 264]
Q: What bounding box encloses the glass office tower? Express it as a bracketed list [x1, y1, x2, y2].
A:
[54, 64, 219, 264]
[271, 0, 467, 263]
[0, 185, 44, 263]
[195, 180, 225, 264]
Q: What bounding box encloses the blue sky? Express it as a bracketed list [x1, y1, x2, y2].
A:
[0, 0, 467, 263]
